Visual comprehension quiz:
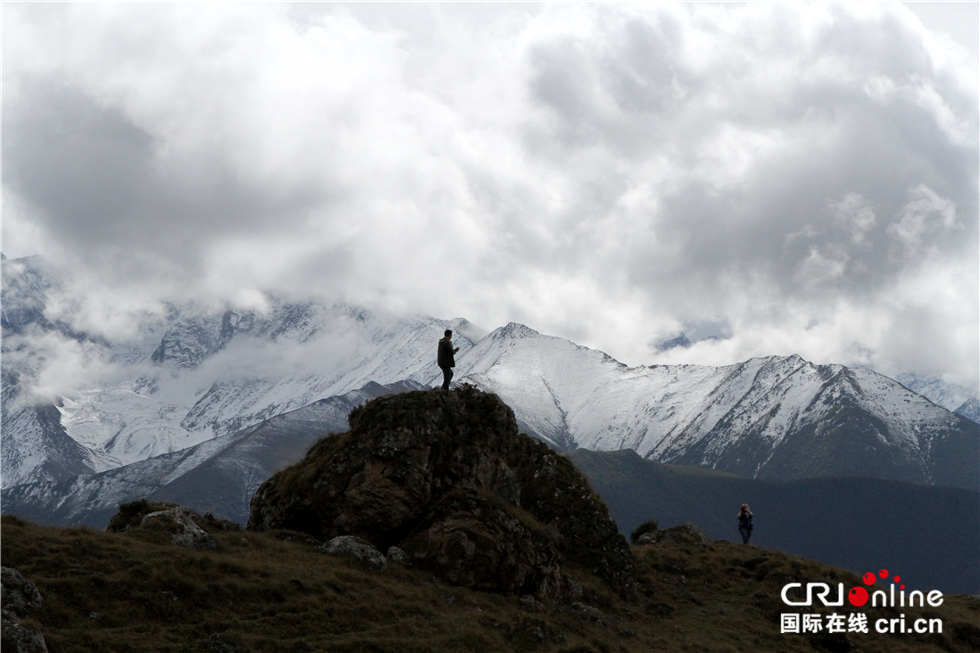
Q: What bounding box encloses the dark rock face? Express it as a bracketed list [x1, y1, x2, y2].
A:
[1, 567, 48, 653]
[398, 488, 564, 598]
[247, 386, 635, 600]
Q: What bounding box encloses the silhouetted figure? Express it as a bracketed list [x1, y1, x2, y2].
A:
[438, 329, 459, 392]
[737, 503, 753, 544]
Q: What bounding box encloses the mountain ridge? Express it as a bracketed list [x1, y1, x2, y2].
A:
[3, 254, 977, 504]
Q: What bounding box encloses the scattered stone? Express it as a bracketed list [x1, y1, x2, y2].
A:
[107, 500, 222, 551]
[141, 507, 222, 551]
[687, 592, 702, 605]
[320, 536, 387, 572]
[386, 546, 413, 567]
[635, 524, 712, 548]
[520, 594, 546, 612]
[513, 615, 567, 647]
[570, 602, 605, 624]
[440, 590, 456, 605]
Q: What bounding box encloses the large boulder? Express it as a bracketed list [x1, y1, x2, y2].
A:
[248, 386, 635, 600]
[1, 567, 48, 653]
[0, 568, 43, 619]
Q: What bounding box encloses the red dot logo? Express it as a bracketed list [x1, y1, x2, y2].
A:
[879, 569, 889, 578]
[893, 576, 900, 583]
[863, 572, 876, 585]
[848, 587, 869, 607]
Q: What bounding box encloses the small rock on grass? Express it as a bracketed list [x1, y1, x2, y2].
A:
[320, 536, 387, 572]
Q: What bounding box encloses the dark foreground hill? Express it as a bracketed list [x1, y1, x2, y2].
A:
[4, 386, 979, 653]
[568, 448, 980, 595]
[3, 514, 980, 653]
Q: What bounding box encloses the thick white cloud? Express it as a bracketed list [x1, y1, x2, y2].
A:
[2, 3, 976, 388]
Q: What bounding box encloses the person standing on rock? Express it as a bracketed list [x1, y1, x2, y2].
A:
[737, 504, 753, 544]
[438, 329, 459, 392]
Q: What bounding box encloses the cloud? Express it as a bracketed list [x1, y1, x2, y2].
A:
[2, 3, 976, 390]
[2, 328, 119, 408]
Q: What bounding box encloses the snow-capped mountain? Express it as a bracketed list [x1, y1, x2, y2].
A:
[1, 380, 425, 528]
[2, 255, 483, 488]
[897, 372, 980, 423]
[453, 323, 978, 490]
[55, 302, 482, 469]
[2, 253, 977, 528]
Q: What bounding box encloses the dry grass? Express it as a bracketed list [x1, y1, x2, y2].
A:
[3, 514, 978, 653]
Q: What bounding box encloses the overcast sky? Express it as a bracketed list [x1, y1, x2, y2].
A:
[2, 2, 977, 389]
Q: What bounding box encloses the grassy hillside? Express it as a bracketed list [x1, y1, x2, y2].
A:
[3, 514, 979, 653]
[567, 449, 980, 595]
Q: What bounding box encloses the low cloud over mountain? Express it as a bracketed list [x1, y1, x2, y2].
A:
[3, 3, 976, 389]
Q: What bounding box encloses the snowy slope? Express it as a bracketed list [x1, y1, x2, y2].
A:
[449, 324, 978, 489]
[1, 380, 425, 527]
[3, 255, 483, 487]
[53, 302, 483, 471]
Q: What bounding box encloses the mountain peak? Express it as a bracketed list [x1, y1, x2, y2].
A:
[498, 322, 540, 338]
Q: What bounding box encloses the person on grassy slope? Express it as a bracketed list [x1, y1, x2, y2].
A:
[437, 329, 459, 392]
[737, 504, 753, 544]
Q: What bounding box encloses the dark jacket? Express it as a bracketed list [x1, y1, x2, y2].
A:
[738, 511, 753, 531]
[438, 337, 456, 368]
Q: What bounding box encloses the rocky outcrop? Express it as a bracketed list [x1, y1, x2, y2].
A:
[1, 567, 48, 653]
[107, 500, 225, 550]
[248, 386, 635, 600]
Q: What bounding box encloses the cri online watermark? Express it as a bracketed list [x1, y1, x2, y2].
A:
[779, 568, 943, 635]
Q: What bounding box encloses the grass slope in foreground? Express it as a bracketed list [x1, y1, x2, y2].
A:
[3, 515, 979, 653]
